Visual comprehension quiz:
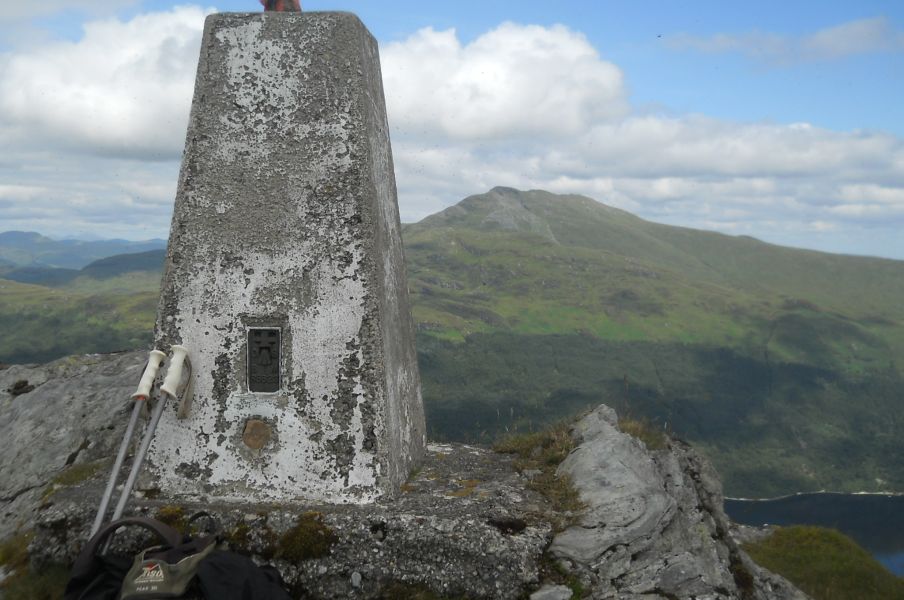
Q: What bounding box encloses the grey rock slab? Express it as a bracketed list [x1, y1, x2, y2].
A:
[0, 351, 145, 538]
[549, 405, 809, 600]
[530, 584, 574, 600]
[550, 405, 675, 566]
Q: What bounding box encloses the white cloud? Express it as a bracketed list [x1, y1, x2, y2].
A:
[804, 17, 904, 58]
[839, 184, 904, 205]
[0, 5, 208, 159]
[666, 17, 904, 64]
[382, 23, 627, 140]
[581, 117, 901, 179]
[0, 10, 902, 258]
[829, 203, 904, 217]
[0, 148, 178, 238]
[0, 184, 47, 201]
[808, 221, 838, 232]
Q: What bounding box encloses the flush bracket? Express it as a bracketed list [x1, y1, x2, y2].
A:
[247, 327, 281, 393]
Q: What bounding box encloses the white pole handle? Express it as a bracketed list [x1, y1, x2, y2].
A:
[161, 345, 189, 398]
[131, 350, 167, 400]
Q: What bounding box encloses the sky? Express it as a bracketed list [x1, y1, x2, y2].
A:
[0, 1, 902, 259]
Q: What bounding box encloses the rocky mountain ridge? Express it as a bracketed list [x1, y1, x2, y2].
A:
[0, 352, 806, 599]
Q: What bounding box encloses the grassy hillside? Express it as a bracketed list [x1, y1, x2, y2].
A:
[744, 526, 904, 600]
[408, 188, 904, 496]
[0, 279, 156, 364]
[0, 248, 165, 364]
[1, 188, 902, 497]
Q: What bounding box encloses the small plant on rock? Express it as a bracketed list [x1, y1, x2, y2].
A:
[155, 505, 187, 532]
[494, 422, 585, 516]
[619, 417, 668, 450]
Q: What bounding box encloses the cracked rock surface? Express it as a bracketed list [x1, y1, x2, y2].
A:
[2, 352, 807, 599]
[0, 351, 145, 539]
[551, 405, 808, 600]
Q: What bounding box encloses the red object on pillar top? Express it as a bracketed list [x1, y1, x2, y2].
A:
[260, 0, 301, 10]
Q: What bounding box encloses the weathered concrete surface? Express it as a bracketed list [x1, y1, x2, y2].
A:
[550, 405, 808, 600]
[150, 12, 425, 503]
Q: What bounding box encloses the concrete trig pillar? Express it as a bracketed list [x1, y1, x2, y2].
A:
[146, 12, 426, 503]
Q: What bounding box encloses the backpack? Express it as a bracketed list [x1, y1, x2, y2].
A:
[65, 515, 292, 600]
[64, 517, 183, 600]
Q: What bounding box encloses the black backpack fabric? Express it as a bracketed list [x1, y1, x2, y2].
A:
[196, 550, 292, 600]
[64, 516, 292, 600]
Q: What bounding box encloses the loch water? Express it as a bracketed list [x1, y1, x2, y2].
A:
[725, 492, 904, 576]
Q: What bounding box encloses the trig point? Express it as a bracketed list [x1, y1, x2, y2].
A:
[146, 11, 426, 503]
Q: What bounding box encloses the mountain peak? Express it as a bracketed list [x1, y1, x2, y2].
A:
[412, 187, 558, 243]
[410, 187, 644, 247]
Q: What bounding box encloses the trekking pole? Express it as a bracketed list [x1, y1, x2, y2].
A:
[90, 349, 166, 538]
[111, 345, 192, 522]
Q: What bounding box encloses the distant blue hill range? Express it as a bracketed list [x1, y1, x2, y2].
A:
[0, 231, 166, 284]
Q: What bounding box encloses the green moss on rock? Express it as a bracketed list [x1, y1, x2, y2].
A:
[0, 530, 31, 575]
[276, 512, 338, 562]
[0, 565, 69, 600]
[0, 531, 68, 600]
[155, 505, 187, 533]
[41, 460, 107, 501]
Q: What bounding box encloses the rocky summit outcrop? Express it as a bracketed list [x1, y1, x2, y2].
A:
[0, 352, 807, 599]
[549, 406, 807, 599]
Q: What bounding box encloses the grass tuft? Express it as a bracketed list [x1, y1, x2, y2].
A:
[537, 552, 586, 598]
[494, 422, 585, 517]
[494, 422, 574, 465]
[0, 531, 68, 600]
[155, 505, 187, 533]
[619, 417, 668, 450]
